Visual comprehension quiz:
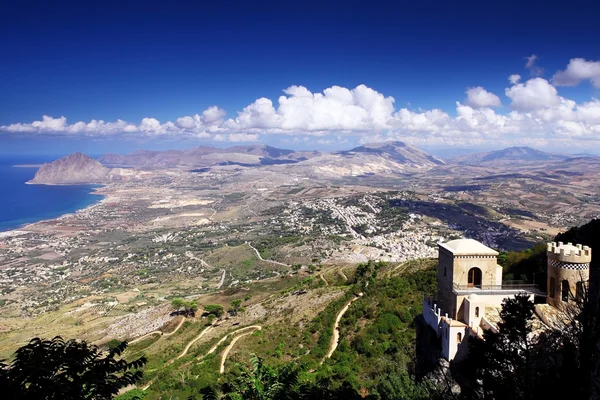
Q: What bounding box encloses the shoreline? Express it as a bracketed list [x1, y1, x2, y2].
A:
[0, 185, 109, 234]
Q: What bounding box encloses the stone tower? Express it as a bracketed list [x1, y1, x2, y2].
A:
[547, 242, 591, 308]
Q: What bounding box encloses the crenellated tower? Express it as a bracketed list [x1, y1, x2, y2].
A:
[547, 242, 591, 308]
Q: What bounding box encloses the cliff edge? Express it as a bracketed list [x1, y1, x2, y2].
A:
[29, 153, 110, 185]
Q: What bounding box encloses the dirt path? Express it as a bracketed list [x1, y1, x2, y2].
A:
[176, 326, 213, 359]
[129, 316, 186, 345]
[219, 326, 262, 373]
[217, 269, 226, 289]
[320, 273, 329, 286]
[338, 268, 348, 282]
[246, 242, 290, 267]
[201, 324, 263, 359]
[322, 293, 363, 363]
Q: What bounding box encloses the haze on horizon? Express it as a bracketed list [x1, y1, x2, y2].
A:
[1, 0, 600, 156]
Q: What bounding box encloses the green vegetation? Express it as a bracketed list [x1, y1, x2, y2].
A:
[204, 304, 224, 317]
[171, 298, 198, 316]
[464, 292, 600, 399]
[0, 337, 146, 400]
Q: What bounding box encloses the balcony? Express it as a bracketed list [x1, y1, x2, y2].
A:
[452, 282, 544, 296]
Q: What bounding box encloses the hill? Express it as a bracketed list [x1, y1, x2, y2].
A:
[338, 141, 445, 166]
[28, 153, 110, 185]
[452, 146, 568, 166]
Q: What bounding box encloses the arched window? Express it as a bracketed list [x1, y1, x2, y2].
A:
[576, 281, 584, 301]
[468, 267, 482, 288]
[475, 306, 480, 318]
[561, 280, 569, 302]
[456, 332, 462, 347]
[549, 277, 556, 299]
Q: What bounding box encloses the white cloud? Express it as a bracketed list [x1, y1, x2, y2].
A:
[509, 74, 521, 84]
[525, 54, 543, 76]
[552, 58, 600, 88]
[5, 115, 67, 133]
[465, 87, 501, 108]
[227, 133, 259, 142]
[505, 78, 561, 111]
[3, 77, 600, 149]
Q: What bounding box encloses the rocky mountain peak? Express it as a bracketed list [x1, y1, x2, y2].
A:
[29, 153, 110, 185]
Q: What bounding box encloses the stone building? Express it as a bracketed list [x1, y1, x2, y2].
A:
[546, 241, 590, 308]
[422, 238, 591, 362]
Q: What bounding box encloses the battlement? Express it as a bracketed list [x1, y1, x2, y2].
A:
[547, 241, 592, 263]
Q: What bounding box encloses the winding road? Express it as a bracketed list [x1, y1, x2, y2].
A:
[219, 326, 262, 373]
[322, 293, 363, 363]
[217, 269, 226, 289]
[176, 326, 214, 359]
[129, 316, 186, 345]
[246, 242, 290, 267]
[200, 324, 263, 359]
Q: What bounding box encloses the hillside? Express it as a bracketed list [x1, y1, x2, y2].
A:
[339, 141, 445, 166]
[452, 146, 567, 166]
[99, 145, 320, 168]
[28, 153, 110, 185]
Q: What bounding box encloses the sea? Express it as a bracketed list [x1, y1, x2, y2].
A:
[0, 155, 104, 232]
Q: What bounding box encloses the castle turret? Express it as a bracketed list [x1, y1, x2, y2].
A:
[547, 242, 591, 308]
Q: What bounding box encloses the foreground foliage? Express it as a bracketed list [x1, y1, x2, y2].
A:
[0, 336, 146, 400]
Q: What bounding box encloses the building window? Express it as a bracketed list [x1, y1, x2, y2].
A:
[456, 332, 462, 347]
[444, 266, 447, 277]
[549, 277, 556, 299]
[561, 280, 569, 302]
[576, 281, 584, 301]
[468, 267, 482, 288]
[475, 306, 479, 318]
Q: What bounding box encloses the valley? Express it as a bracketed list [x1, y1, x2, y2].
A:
[1, 142, 599, 398]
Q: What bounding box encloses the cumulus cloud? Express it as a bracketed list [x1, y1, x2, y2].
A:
[3, 77, 600, 148]
[509, 74, 521, 84]
[525, 54, 543, 76]
[465, 87, 501, 108]
[552, 58, 600, 88]
[505, 78, 561, 111]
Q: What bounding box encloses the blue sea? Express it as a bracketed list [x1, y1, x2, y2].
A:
[0, 155, 104, 232]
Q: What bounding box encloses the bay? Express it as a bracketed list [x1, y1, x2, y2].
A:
[0, 155, 104, 232]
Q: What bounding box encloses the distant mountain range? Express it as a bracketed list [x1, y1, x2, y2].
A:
[98, 145, 321, 168]
[98, 141, 444, 171]
[29, 153, 109, 185]
[29, 143, 599, 184]
[451, 146, 569, 165]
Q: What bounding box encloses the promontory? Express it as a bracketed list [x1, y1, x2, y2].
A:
[28, 152, 110, 185]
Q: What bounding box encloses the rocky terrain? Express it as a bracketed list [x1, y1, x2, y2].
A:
[29, 152, 110, 185]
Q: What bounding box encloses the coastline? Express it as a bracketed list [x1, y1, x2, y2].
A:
[0, 185, 108, 234]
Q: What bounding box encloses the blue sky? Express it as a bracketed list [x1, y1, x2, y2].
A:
[1, 0, 600, 155]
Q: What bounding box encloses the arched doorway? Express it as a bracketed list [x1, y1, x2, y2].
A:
[468, 267, 482, 288]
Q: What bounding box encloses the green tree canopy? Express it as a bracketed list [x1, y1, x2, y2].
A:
[0, 336, 146, 400]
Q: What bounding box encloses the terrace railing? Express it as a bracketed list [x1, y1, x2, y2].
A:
[452, 282, 544, 295]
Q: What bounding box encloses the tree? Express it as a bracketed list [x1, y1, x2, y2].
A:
[204, 304, 224, 318]
[171, 298, 184, 309]
[466, 294, 537, 399]
[171, 298, 198, 317]
[229, 299, 243, 316]
[0, 336, 146, 400]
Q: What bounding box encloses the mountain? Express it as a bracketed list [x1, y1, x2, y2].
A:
[98, 145, 320, 168]
[337, 141, 445, 166]
[451, 146, 568, 165]
[29, 153, 110, 185]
